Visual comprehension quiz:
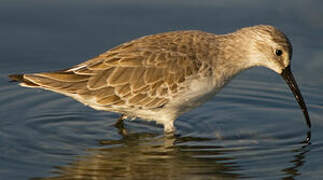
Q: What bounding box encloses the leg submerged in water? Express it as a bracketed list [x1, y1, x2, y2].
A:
[115, 114, 127, 129]
[114, 114, 128, 136]
[163, 121, 176, 134]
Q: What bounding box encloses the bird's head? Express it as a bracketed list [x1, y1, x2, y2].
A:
[239, 25, 311, 130]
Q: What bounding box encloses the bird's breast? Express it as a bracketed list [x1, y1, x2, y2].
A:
[165, 76, 222, 115]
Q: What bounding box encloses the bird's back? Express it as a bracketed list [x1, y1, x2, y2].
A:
[9, 30, 220, 120]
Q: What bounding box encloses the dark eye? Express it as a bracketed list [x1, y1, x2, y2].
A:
[275, 49, 283, 56]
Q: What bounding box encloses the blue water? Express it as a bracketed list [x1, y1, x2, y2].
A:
[1, 0, 323, 179]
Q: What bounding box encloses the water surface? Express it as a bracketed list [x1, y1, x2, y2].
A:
[1, 0, 323, 179]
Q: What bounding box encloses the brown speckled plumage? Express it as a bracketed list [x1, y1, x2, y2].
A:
[9, 25, 311, 133]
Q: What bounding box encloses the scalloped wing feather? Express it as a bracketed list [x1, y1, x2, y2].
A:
[18, 30, 210, 111]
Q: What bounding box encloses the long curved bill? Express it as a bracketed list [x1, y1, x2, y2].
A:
[281, 66, 311, 128]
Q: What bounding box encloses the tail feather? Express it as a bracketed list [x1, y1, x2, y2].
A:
[8, 74, 24, 82]
[9, 72, 89, 94]
[8, 74, 40, 87]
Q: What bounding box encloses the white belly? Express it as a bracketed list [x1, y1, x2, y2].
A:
[164, 76, 224, 116]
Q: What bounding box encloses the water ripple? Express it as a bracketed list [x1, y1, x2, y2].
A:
[1, 78, 323, 179]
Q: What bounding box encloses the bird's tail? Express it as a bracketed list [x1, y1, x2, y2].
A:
[8, 74, 40, 87]
[8, 71, 90, 96]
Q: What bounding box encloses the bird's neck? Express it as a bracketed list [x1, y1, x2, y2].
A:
[208, 32, 255, 86]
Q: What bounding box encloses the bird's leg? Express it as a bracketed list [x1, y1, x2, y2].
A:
[164, 121, 176, 134]
[163, 120, 182, 138]
[114, 114, 128, 136]
[115, 114, 127, 129]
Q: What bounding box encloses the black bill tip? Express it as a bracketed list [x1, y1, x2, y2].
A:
[281, 66, 311, 129]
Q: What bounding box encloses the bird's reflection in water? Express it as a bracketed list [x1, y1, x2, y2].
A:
[32, 129, 242, 179]
[281, 141, 311, 179]
[31, 124, 311, 180]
